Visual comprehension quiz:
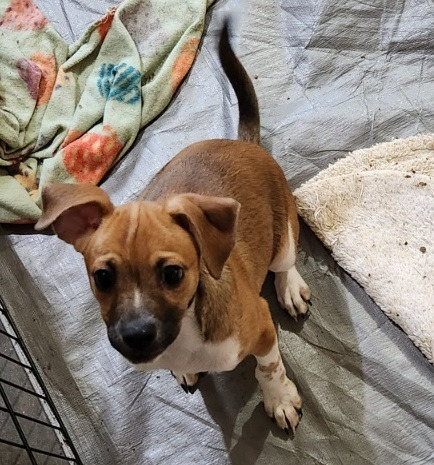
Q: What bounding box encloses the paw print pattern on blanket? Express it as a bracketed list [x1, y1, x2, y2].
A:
[97, 63, 141, 104]
[0, 0, 48, 31]
[62, 129, 83, 148]
[30, 52, 57, 105]
[16, 58, 41, 99]
[171, 38, 200, 92]
[97, 8, 115, 41]
[62, 125, 122, 184]
[16, 53, 56, 105]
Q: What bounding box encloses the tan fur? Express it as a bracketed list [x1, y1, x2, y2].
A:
[143, 140, 290, 287]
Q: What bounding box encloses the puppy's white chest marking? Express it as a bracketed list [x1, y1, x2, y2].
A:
[133, 305, 240, 374]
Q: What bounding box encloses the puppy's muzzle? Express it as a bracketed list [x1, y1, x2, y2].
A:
[108, 314, 160, 363]
[107, 311, 181, 364]
[119, 317, 157, 351]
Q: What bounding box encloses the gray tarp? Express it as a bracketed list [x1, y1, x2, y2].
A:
[1, 0, 433, 463]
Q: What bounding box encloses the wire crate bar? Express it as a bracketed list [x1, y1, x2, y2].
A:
[0, 296, 82, 465]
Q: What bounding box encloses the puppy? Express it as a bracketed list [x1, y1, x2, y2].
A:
[35, 22, 311, 434]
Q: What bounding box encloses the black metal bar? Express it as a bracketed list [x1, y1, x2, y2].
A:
[0, 327, 18, 340]
[0, 376, 38, 465]
[27, 444, 79, 462]
[0, 406, 62, 430]
[0, 437, 79, 462]
[0, 437, 28, 449]
[0, 378, 46, 400]
[0, 352, 33, 369]
[0, 296, 83, 464]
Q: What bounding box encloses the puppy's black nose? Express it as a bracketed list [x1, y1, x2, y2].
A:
[119, 317, 157, 351]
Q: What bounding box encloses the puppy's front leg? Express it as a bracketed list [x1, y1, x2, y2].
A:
[171, 372, 199, 394]
[171, 371, 207, 394]
[253, 299, 302, 434]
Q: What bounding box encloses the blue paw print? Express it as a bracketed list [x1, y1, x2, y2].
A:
[97, 63, 141, 104]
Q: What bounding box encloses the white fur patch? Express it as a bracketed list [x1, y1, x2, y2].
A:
[269, 220, 311, 319]
[133, 289, 142, 309]
[133, 302, 240, 374]
[269, 222, 296, 272]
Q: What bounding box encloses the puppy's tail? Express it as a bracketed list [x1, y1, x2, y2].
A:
[219, 20, 260, 145]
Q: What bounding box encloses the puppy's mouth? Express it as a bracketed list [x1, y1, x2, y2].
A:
[119, 347, 164, 365]
[107, 319, 180, 364]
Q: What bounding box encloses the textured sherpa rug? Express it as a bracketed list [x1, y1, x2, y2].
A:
[294, 134, 434, 363]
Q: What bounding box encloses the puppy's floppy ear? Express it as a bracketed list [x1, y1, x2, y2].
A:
[166, 193, 240, 279]
[35, 183, 114, 247]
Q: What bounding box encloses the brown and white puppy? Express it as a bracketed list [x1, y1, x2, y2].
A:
[35, 22, 311, 434]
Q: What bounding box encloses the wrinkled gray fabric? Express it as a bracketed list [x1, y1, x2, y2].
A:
[1, 0, 434, 464]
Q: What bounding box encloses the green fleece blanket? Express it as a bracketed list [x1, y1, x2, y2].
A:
[0, 0, 212, 224]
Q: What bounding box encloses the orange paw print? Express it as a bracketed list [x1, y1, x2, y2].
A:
[30, 52, 56, 105]
[62, 129, 83, 148]
[62, 125, 122, 184]
[0, 0, 48, 31]
[97, 8, 115, 41]
[171, 38, 199, 92]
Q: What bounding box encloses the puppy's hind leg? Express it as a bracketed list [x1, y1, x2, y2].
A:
[275, 267, 311, 319]
[270, 213, 311, 320]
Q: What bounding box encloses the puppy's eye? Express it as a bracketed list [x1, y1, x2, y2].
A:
[93, 268, 115, 292]
[162, 265, 184, 287]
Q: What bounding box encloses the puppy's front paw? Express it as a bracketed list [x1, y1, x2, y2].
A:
[171, 371, 206, 394]
[262, 376, 303, 435]
[275, 267, 311, 320]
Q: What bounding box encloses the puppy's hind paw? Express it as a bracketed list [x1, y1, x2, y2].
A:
[275, 266, 311, 320]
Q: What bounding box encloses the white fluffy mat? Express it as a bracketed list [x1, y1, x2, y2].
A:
[294, 134, 434, 363]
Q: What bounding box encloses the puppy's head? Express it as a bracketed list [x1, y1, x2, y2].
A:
[36, 183, 240, 364]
